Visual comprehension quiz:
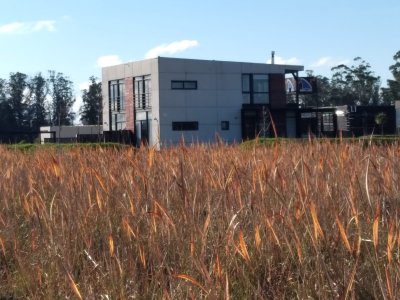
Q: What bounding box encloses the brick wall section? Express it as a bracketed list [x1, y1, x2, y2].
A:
[269, 74, 286, 109]
[125, 77, 134, 132]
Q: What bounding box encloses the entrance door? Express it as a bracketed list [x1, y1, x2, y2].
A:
[140, 120, 149, 145]
[242, 109, 260, 140]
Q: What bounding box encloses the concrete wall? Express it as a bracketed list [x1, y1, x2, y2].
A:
[102, 59, 160, 139]
[157, 57, 303, 145]
[102, 57, 303, 146]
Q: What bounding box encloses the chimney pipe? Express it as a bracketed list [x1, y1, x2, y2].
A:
[271, 51, 275, 64]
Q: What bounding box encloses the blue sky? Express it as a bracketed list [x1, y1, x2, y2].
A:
[1, 0, 399, 116]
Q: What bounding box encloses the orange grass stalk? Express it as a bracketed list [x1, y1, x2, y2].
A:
[265, 218, 281, 248]
[254, 225, 262, 251]
[336, 216, 352, 254]
[237, 230, 251, 262]
[387, 222, 396, 264]
[0, 236, 5, 256]
[67, 271, 83, 300]
[310, 202, 324, 241]
[139, 244, 146, 269]
[108, 234, 114, 257]
[386, 266, 393, 300]
[173, 274, 208, 293]
[373, 204, 380, 251]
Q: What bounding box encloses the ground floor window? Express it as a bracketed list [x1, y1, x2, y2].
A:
[221, 121, 229, 130]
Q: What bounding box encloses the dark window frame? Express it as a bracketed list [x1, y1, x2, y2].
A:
[241, 73, 269, 104]
[134, 75, 151, 110]
[171, 80, 198, 90]
[172, 121, 199, 131]
[221, 121, 230, 131]
[109, 79, 125, 112]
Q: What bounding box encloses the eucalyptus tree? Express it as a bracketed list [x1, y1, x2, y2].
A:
[48, 71, 75, 126]
[7, 72, 28, 129]
[382, 50, 400, 104]
[80, 76, 102, 125]
[330, 57, 381, 105]
[27, 73, 49, 130]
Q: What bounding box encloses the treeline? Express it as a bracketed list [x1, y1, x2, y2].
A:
[300, 50, 400, 107]
[0, 72, 101, 133]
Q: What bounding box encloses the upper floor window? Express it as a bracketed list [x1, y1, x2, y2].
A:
[134, 75, 151, 110]
[171, 80, 197, 90]
[242, 74, 269, 104]
[109, 80, 125, 112]
[172, 121, 199, 131]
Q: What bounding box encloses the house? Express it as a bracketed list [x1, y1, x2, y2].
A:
[102, 57, 304, 146]
[40, 125, 103, 143]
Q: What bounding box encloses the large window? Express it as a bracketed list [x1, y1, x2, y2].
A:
[242, 74, 269, 104]
[109, 80, 125, 111]
[134, 75, 151, 109]
[172, 121, 199, 131]
[171, 80, 197, 90]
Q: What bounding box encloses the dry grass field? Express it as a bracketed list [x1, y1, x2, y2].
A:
[1, 141, 400, 299]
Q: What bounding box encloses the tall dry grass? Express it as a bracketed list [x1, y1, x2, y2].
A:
[0, 141, 400, 299]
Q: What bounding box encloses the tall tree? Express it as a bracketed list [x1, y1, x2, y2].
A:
[0, 78, 14, 132]
[7, 72, 28, 129]
[0, 78, 6, 101]
[27, 73, 49, 131]
[330, 58, 381, 106]
[382, 50, 400, 104]
[48, 71, 75, 126]
[79, 76, 102, 125]
[300, 71, 333, 107]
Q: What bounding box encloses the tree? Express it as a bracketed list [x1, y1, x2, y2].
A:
[27, 73, 49, 131]
[7, 72, 28, 129]
[79, 76, 102, 125]
[299, 72, 333, 107]
[48, 71, 75, 126]
[330, 57, 381, 106]
[0, 78, 14, 132]
[382, 50, 400, 104]
[0, 78, 6, 101]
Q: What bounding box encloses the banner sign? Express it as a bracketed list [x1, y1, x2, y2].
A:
[286, 77, 317, 94]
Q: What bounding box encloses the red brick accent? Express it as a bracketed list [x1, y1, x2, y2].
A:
[269, 74, 286, 109]
[125, 78, 134, 132]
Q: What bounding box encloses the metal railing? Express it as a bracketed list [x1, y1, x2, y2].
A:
[134, 93, 151, 110]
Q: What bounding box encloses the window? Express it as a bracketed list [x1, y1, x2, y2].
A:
[221, 121, 230, 131]
[322, 112, 334, 132]
[172, 121, 199, 131]
[109, 80, 125, 112]
[171, 80, 197, 90]
[242, 74, 269, 104]
[134, 75, 151, 109]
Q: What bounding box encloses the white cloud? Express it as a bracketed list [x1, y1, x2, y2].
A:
[311, 56, 350, 68]
[96, 55, 122, 68]
[267, 56, 301, 65]
[145, 40, 199, 59]
[0, 22, 25, 33]
[79, 81, 90, 91]
[32, 20, 56, 32]
[0, 20, 56, 34]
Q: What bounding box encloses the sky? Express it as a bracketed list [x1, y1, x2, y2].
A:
[1, 0, 399, 120]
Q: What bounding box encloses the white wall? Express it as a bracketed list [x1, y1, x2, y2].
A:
[102, 57, 303, 146]
[157, 57, 302, 145]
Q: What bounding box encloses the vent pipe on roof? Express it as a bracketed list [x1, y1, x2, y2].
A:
[271, 51, 275, 64]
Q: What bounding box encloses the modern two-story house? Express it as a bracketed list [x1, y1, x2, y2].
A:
[102, 57, 304, 146]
